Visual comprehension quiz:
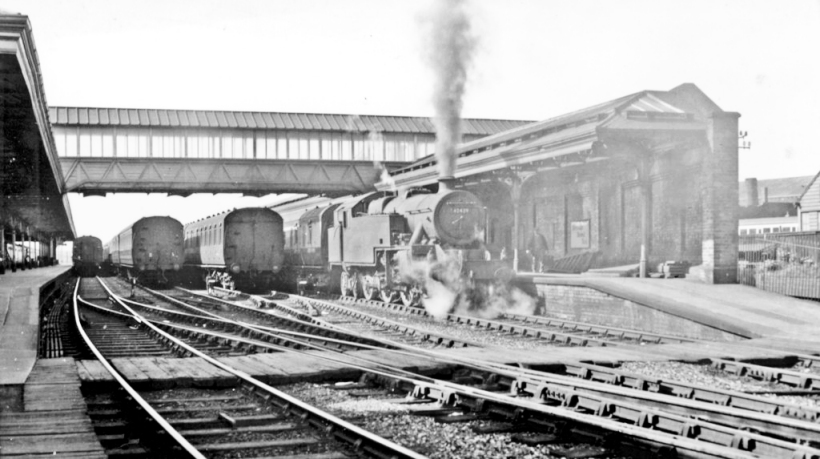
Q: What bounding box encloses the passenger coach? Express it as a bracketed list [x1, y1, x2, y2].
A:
[73, 236, 103, 277]
[105, 216, 184, 284]
[183, 208, 285, 289]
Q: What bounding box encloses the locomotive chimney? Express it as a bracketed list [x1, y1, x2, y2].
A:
[438, 176, 456, 193]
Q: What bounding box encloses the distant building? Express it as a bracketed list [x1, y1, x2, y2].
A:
[737, 176, 810, 235]
[798, 171, 820, 231]
[738, 175, 814, 207]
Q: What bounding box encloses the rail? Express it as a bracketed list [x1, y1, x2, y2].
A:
[73, 279, 206, 458]
[95, 277, 427, 459]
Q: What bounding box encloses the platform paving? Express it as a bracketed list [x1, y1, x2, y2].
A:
[0, 265, 72, 411]
[0, 358, 105, 458]
[519, 273, 820, 341]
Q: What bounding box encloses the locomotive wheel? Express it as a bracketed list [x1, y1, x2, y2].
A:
[400, 288, 420, 308]
[380, 289, 397, 304]
[363, 287, 378, 301]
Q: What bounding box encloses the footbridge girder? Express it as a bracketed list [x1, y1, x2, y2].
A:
[59, 157, 408, 197]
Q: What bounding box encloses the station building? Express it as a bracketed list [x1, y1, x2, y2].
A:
[382, 84, 741, 284]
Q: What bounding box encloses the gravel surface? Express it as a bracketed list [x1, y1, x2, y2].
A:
[281, 382, 630, 459]
[620, 361, 820, 408]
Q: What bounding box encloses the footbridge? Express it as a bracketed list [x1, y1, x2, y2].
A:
[50, 107, 530, 196]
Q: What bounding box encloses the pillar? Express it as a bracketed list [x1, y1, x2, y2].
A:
[509, 179, 523, 272]
[639, 158, 653, 278]
[0, 223, 5, 274]
[696, 111, 740, 284]
[10, 229, 17, 271]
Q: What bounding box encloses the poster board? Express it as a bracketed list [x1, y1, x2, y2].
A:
[570, 220, 590, 249]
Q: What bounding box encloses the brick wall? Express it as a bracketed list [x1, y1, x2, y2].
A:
[537, 284, 743, 341]
[696, 112, 740, 283]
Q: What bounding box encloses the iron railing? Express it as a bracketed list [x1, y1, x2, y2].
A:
[738, 232, 820, 300]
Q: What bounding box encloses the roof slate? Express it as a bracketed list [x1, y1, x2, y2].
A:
[48, 106, 533, 135]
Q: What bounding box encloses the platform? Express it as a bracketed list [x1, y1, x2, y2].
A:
[517, 273, 820, 343]
[0, 265, 72, 411]
[0, 358, 105, 458]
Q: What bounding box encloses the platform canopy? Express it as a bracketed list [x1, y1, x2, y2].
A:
[378, 83, 719, 190]
[0, 12, 75, 239]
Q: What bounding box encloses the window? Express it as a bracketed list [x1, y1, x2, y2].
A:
[740, 229, 747, 235]
[763, 228, 771, 234]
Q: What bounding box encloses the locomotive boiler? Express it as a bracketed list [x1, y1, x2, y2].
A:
[183, 208, 285, 290]
[282, 178, 512, 307]
[73, 236, 103, 277]
[105, 216, 183, 284]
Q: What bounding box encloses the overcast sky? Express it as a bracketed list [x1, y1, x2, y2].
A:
[3, 0, 819, 241]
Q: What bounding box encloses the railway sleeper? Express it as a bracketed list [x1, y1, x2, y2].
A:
[562, 362, 820, 421]
[406, 374, 820, 458]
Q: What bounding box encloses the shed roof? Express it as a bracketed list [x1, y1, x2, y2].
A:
[48, 106, 533, 135]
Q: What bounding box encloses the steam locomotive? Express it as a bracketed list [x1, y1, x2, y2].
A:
[104, 216, 184, 284]
[280, 179, 512, 307]
[73, 236, 103, 277]
[182, 208, 285, 289]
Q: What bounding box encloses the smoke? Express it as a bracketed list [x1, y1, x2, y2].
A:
[396, 249, 536, 320]
[424, 0, 476, 178]
[374, 162, 398, 192]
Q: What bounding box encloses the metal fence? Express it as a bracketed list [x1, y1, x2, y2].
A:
[738, 232, 820, 300]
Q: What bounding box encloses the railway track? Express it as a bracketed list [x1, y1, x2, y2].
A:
[166, 283, 484, 349]
[327, 294, 701, 347]
[72, 277, 428, 459]
[84, 276, 820, 457]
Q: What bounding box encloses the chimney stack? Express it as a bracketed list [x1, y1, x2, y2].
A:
[762, 186, 769, 204]
[744, 178, 758, 207]
[438, 176, 456, 193]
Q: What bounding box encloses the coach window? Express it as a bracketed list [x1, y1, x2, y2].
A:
[740, 229, 748, 235]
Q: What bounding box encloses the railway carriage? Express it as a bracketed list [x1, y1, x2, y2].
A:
[73, 236, 103, 276]
[183, 208, 285, 289]
[105, 216, 183, 284]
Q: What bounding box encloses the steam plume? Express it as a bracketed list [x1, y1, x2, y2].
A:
[425, 0, 476, 178]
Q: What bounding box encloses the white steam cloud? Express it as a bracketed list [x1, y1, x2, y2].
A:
[398, 249, 536, 320]
[424, 0, 476, 179]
